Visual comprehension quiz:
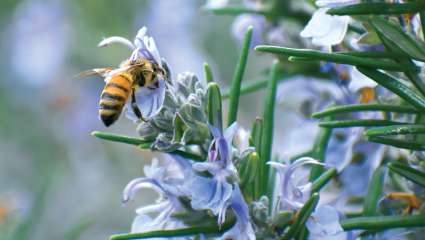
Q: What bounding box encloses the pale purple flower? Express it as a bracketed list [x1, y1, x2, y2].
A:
[97, 27, 166, 121]
[268, 157, 323, 211]
[123, 158, 187, 236]
[178, 124, 256, 239]
[306, 205, 347, 240]
[220, 186, 256, 240]
[98, 26, 162, 67]
[188, 123, 239, 223]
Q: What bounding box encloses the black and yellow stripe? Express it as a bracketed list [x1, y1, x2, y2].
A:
[99, 74, 133, 126]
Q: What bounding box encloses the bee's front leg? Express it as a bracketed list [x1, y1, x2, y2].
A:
[131, 91, 147, 122]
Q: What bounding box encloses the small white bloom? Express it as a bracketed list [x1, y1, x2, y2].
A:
[306, 205, 347, 240]
[316, 0, 359, 8]
[205, 0, 228, 8]
[300, 8, 350, 47]
[348, 67, 377, 92]
[268, 157, 324, 211]
[98, 26, 162, 67]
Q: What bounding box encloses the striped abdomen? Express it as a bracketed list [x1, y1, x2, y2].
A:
[99, 74, 133, 127]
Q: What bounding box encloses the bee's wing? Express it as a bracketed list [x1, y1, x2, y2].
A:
[74, 68, 114, 79]
[125, 77, 166, 122]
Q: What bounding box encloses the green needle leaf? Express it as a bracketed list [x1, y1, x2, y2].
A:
[338, 51, 404, 58]
[311, 168, 337, 193]
[205, 6, 270, 16]
[203, 62, 214, 83]
[312, 104, 419, 119]
[239, 151, 262, 201]
[280, 193, 320, 240]
[370, 16, 425, 62]
[328, 2, 425, 15]
[92, 131, 204, 161]
[222, 75, 291, 99]
[367, 135, 425, 151]
[260, 60, 280, 195]
[388, 162, 425, 188]
[341, 214, 425, 231]
[223, 79, 268, 99]
[64, 218, 93, 240]
[309, 123, 333, 180]
[250, 117, 263, 153]
[357, 67, 425, 113]
[227, 26, 253, 127]
[254, 46, 419, 72]
[206, 82, 223, 131]
[92, 131, 151, 146]
[318, 119, 407, 128]
[363, 166, 386, 216]
[109, 220, 234, 240]
[365, 124, 425, 137]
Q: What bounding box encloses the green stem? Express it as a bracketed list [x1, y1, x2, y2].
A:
[206, 6, 270, 16]
[357, 67, 425, 113]
[318, 119, 407, 128]
[227, 26, 253, 127]
[365, 124, 425, 137]
[260, 60, 280, 195]
[363, 166, 386, 216]
[341, 215, 425, 231]
[110, 221, 234, 240]
[309, 125, 333, 180]
[367, 136, 425, 151]
[312, 104, 419, 119]
[311, 168, 337, 193]
[92, 131, 204, 161]
[203, 62, 214, 83]
[327, 2, 425, 15]
[255, 46, 419, 72]
[280, 193, 320, 240]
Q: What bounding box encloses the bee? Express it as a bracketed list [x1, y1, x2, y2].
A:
[78, 58, 166, 127]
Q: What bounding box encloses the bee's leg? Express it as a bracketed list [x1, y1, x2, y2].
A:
[131, 91, 146, 122]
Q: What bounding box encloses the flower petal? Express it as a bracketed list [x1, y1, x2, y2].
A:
[98, 36, 135, 50]
[122, 177, 164, 203]
[301, 8, 349, 47]
[126, 77, 166, 121]
[348, 67, 378, 92]
[316, 0, 359, 8]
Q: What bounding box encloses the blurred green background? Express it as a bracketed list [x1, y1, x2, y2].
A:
[0, 0, 277, 239]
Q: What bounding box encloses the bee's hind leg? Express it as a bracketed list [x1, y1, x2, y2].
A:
[131, 91, 147, 122]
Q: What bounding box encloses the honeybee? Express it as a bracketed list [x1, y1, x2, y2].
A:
[78, 58, 166, 127]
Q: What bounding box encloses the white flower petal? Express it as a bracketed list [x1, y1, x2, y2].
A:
[348, 67, 378, 92]
[122, 178, 164, 203]
[98, 36, 135, 50]
[301, 8, 349, 47]
[316, 0, 359, 8]
[300, 8, 333, 38]
[205, 0, 228, 8]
